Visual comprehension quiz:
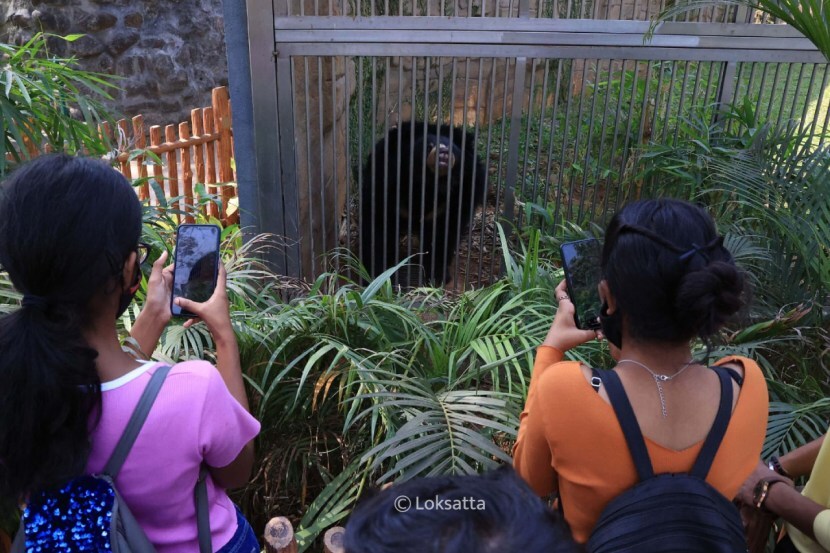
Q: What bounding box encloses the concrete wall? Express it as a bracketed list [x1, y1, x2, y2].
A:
[1, 0, 229, 126]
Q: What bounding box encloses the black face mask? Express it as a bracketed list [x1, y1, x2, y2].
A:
[599, 301, 623, 349]
[116, 260, 142, 319]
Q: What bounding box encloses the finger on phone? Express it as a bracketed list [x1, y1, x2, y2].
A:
[555, 279, 568, 295]
[183, 317, 202, 329]
[152, 250, 168, 270]
[217, 263, 227, 288]
[174, 297, 199, 313]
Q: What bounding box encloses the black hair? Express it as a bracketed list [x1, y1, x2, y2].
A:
[344, 466, 582, 553]
[601, 198, 744, 344]
[0, 154, 142, 504]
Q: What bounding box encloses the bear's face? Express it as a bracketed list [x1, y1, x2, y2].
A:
[418, 134, 458, 177]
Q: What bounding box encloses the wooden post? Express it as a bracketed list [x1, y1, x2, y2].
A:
[203, 106, 219, 219]
[213, 87, 235, 224]
[264, 517, 298, 553]
[164, 124, 180, 221]
[149, 125, 164, 207]
[192, 108, 207, 217]
[116, 119, 132, 180]
[324, 527, 346, 553]
[132, 115, 150, 200]
[179, 122, 194, 223]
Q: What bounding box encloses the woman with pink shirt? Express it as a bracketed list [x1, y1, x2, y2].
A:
[0, 155, 260, 552]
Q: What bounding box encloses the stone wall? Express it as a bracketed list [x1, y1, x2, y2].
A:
[1, 0, 229, 127]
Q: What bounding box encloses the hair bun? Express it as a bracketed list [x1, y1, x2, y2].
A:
[674, 260, 744, 338]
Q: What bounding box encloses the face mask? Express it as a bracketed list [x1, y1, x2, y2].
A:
[599, 301, 623, 350]
[116, 260, 141, 319]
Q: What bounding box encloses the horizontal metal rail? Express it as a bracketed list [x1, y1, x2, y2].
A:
[273, 19, 824, 62]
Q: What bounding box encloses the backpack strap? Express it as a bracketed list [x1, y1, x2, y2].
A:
[689, 366, 734, 479]
[195, 466, 212, 553]
[599, 369, 655, 482]
[103, 364, 172, 478]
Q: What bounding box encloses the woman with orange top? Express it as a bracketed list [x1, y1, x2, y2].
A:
[513, 198, 769, 544]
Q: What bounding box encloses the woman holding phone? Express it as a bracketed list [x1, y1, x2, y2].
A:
[513, 198, 769, 544]
[0, 155, 260, 552]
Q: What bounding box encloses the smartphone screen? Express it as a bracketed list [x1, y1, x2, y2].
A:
[560, 238, 602, 330]
[171, 224, 221, 317]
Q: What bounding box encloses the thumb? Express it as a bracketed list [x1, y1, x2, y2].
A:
[151, 250, 168, 277]
[174, 296, 199, 313]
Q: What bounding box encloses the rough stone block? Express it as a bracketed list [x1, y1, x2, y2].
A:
[71, 33, 104, 58]
[77, 9, 116, 32]
[106, 29, 140, 56]
[123, 11, 143, 28]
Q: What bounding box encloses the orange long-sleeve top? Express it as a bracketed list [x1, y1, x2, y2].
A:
[513, 346, 769, 544]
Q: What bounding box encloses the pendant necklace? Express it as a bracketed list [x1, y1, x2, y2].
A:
[617, 358, 695, 418]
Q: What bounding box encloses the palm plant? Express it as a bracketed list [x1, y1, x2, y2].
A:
[0, 33, 116, 178]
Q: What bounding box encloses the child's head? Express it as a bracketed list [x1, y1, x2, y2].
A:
[344, 466, 581, 553]
[0, 154, 142, 322]
[0, 154, 142, 503]
[599, 198, 744, 347]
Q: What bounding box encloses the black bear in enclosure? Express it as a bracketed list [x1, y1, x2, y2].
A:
[359, 121, 487, 285]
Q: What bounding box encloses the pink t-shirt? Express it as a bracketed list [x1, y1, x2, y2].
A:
[86, 360, 261, 552]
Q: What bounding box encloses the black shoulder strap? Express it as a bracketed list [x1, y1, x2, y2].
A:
[689, 366, 734, 479]
[723, 367, 744, 387]
[103, 364, 172, 478]
[600, 369, 655, 481]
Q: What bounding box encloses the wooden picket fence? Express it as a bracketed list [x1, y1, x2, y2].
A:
[101, 86, 238, 225]
[264, 517, 345, 553]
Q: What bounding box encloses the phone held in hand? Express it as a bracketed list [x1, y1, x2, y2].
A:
[170, 224, 221, 318]
[560, 238, 603, 330]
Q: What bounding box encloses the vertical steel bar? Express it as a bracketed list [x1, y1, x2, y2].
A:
[545, 58, 567, 228]
[419, 57, 431, 286]
[370, 57, 379, 274]
[478, 56, 498, 282]
[765, 63, 784, 121]
[775, 63, 796, 130]
[787, 63, 807, 123]
[808, 65, 830, 140]
[405, 57, 416, 280]
[317, 56, 328, 273]
[615, 60, 643, 209]
[603, 58, 628, 220]
[489, 58, 513, 278]
[518, 59, 540, 228]
[797, 63, 817, 135]
[382, 57, 392, 280]
[303, 57, 317, 277]
[577, 58, 603, 223]
[357, 57, 365, 268]
[500, 57, 528, 250]
[465, 57, 485, 285]
[649, 60, 666, 139]
[275, 57, 302, 277]
[660, 60, 680, 144]
[343, 57, 351, 276]
[672, 60, 691, 146]
[554, 60, 577, 224]
[592, 58, 614, 222]
[533, 60, 552, 211]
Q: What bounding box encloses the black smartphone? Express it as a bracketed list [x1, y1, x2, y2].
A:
[170, 224, 221, 318]
[560, 238, 603, 330]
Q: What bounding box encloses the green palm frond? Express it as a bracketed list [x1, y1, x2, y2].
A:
[764, 400, 830, 458]
[349, 367, 518, 482]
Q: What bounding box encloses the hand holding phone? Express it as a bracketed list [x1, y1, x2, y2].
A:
[560, 238, 602, 330]
[543, 279, 598, 352]
[171, 224, 221, 318]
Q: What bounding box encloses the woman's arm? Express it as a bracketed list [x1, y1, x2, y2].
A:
[513, 280, 598, 496]
[174, 265, 255, 489]
[129, 251, 174, 356]
[779, 435, 826, 479]
[738, 460, 829, 547]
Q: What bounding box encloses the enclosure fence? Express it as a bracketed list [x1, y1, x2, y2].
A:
[243, 0, 827, 286]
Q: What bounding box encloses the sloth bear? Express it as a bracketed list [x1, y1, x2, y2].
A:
[359, 121, 487, 285]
